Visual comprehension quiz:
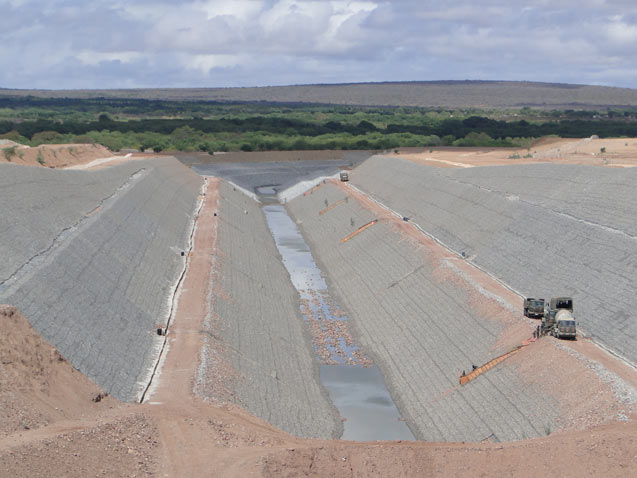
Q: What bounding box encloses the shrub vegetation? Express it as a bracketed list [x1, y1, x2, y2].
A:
[1, 96, 636, 152]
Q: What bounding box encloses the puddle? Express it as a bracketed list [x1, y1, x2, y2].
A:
[262, 201, 415, 441]
[321, 365, 414, 441]
[256, 185, 278, 196]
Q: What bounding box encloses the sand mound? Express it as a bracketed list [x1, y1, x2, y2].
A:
[0, 143, 116, 168]
[0, 305, 114, 436]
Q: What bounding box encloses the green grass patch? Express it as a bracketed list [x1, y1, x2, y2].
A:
[2, 145, 16, 161]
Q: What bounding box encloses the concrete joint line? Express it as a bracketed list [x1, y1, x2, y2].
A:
[226, 179, 260, 203]
[0, 168, 148, 296]
[347, 183, 526, 300]
[387, 264, 424, 289]
[582, 337, 637, 372]
[139, 179, 207, 403]
[446, 175, 637, 241]
[440, 259, 518, 315]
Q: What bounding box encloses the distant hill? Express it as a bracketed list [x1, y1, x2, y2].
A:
[2, 80, 637, 109]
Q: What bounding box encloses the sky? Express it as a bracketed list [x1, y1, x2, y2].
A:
[2, 0, 637, 89]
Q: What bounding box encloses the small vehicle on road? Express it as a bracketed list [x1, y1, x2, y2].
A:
[340, 171, 349, 182]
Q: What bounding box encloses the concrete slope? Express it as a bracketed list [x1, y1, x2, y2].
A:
[0, 158, 203, 401]
[352, 156, 637, 366]
[197, 181, 340, 439]
[0, 162, 150, 283]
[449, 163, 637, 236]
[287, 182, 558, 442]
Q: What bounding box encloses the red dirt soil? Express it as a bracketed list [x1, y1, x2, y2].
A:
[0, 305, 117, 438]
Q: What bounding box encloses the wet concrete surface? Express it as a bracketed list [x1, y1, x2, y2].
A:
[320, 365, 414, 441]
[262, 196, 415, 441]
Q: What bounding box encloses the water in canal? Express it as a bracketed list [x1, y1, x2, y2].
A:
[259, 186, 414, 441]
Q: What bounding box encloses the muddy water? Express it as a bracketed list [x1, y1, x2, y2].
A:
[260, 187, 414, 441]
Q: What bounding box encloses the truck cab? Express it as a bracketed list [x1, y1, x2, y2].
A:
[542, 296, 576, 339]
[523, 298, 545, 318]
[549, 297, 572, 312]
[553, 309, 577, 339]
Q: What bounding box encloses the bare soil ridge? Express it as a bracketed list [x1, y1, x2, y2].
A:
[0, 142, 115, 168]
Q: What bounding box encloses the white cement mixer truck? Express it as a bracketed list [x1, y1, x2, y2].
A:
[540, 296, 577, 339]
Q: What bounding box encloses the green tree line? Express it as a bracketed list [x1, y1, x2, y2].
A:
[2, 97, 637, 152]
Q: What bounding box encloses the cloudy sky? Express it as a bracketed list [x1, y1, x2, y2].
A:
[2, 0, 637, 89]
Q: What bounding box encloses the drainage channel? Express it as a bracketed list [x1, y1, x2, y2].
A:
[258, 186, 414, 441]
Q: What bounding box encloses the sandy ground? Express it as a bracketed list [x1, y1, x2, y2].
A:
[0, 143, 123, 168]
[2, 144, 637, 476]
[395, 137, 637, 168]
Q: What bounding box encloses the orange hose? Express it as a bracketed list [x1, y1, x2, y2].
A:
[340, 220, 378, 243]
[304, 182, 324, 196]
[459, 337, 537, 385]
[319, 199, 346, 216]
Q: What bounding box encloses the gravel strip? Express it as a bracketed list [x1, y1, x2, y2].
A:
[554, 342, 637, 407]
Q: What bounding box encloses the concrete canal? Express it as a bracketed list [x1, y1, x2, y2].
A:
[259, 186, 414, 441]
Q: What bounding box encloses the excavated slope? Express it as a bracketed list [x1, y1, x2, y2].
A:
[0, 158, 202, 401]
[351, 157, 637, 366]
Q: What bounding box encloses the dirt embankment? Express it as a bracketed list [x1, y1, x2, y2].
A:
[395, 137, 637, 168]
[0, 142, 116, 168]
[0, 305, 115, 436]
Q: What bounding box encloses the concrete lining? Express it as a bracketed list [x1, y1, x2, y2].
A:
[287, 182, 559, 441]
[0, 158, 203, 401]
[0, 162, 150, 284]
[197, 181, 341, 439]
[351, 156, 637, 367]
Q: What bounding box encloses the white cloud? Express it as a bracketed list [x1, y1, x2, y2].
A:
[2, 0, 637, 88]
[188, 53, 244, 73]
[604, 16, 637, 44]
[76, 50, 144, 66]
[199, 0, 264, 20]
